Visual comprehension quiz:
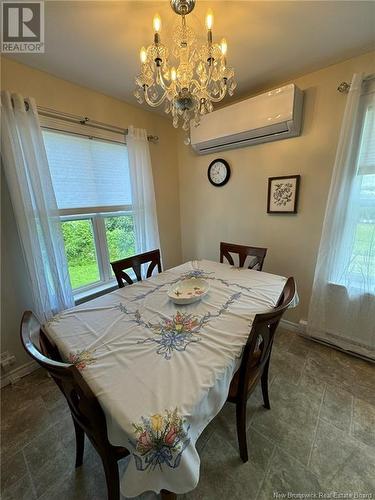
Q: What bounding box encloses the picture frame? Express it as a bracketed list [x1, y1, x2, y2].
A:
[267, 175, 301, 214]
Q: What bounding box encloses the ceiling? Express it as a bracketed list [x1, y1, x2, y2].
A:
[8, 1, 375, 113]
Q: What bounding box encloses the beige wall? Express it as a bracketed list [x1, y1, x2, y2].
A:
[177, 51, 375, 324]
[1, 57, 182, 373]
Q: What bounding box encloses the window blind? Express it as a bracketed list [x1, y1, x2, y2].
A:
[43, 130, 132, 211]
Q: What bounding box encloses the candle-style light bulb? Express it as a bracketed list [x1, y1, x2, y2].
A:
[140, 47, 147, 64]
[205, 9, 214, 30]
[153, 13, 162, 33]
[171, 67, 177, 81]
[220, 38, 227, 56]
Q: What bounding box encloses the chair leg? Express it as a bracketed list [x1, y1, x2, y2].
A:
[72, 417, 85, 468]
[236, 400, 248, 463]
[261, 357, 271, 410]
[102, 456, 120, 500]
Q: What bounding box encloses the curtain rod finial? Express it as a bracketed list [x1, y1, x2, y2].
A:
[337, 82, 351, 94]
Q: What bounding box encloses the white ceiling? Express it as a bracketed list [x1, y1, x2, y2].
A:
[8, 1, 375, 112]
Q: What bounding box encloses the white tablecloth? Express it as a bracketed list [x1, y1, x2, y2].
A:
[45, 260, 297, 497]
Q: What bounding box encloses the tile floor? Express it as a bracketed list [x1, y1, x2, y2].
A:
[1, 329, 374, 500]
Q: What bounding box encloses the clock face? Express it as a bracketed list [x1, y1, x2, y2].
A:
[208, 159, 231, 187]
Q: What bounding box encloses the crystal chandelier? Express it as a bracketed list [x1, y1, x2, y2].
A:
[134, 0, 236, 137]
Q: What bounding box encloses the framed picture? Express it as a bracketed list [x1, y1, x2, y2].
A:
[267, 175, 300, 214]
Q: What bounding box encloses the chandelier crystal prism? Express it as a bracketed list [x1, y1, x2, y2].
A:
[134, 0, 236, 134]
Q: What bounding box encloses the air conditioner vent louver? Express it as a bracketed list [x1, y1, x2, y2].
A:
[190, 84, 303, 155]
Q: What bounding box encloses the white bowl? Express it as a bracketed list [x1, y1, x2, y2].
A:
[168, 278, 209, 305]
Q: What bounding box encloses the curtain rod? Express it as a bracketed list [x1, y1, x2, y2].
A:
[21, 101, 159, 143]
[38, 106, 159, 143]
[337, 74, 375, 94]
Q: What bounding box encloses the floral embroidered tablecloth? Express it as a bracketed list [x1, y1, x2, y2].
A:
[45, 260, 297, 497]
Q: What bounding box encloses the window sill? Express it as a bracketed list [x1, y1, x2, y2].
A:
[327, 281, 374, 298]
[74, 280, 118, 305]
[327, 282, 347, 290]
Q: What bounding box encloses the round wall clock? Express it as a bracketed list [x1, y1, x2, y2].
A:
[207, 159, 231, 187]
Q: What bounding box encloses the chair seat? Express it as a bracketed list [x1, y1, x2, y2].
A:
[227, 350, 261, 401]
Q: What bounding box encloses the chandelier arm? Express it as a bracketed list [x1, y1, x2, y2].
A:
[189, 79, 202, 92]
[206, 60, 214, 85]
[143, 87, 169, 107]
[207, 84, 228, 102]
[156, 66, 175, 93]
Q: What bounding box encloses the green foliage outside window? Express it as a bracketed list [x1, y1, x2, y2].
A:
[61, 215, 136, 290]
[105, 215, 136, 263]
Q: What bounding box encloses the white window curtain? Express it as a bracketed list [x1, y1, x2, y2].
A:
[127, 126, 160, 255]
[307, 74, 375, 358]
[1, 92, 74, 322]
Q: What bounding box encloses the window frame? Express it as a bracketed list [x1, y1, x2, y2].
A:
[41, 119, 135, 297]
[60, 210, 135, 295]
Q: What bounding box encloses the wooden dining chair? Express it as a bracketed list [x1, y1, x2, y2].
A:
[20, 311, 130, 500]
[220, 242, 267, 271]
[226, 277, 296, 462]
[111, 249, 162, 288]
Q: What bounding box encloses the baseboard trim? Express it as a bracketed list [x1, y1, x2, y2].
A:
[279, 319, 374, 363]
[279, 319, 303, 333]
[0, 360, 39, 388]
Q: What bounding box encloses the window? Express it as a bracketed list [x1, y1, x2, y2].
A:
[43, 130, 136, 294]
[351, 175, 375, 281]
[337, 83, 375, 289]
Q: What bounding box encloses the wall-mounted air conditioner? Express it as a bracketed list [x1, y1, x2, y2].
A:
[190, 84, 303, 155]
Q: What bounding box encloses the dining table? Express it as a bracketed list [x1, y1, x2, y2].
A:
[45, 259, 298, 498]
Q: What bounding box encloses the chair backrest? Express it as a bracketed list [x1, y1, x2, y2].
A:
[111, 249, 162, 288]
[20, 311, 109, 450]
[236, 277, 296, 400]
[220, 242, 267, 271]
